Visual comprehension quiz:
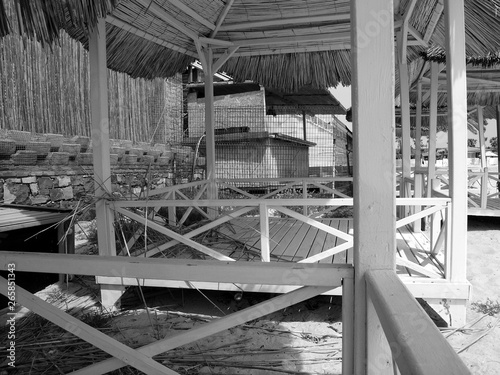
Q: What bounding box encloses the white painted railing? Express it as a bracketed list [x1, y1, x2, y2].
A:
[111, 178, 451, 282]
[467, 168, 500, 211]
[365, 269, 469, 374]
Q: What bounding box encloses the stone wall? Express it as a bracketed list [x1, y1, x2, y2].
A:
[0, 131, 202, 212]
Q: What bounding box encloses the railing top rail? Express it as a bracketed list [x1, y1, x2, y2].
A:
[216, 176, 353, 183]
[0, 251, 354, 286]
[366, 269, 470, 375]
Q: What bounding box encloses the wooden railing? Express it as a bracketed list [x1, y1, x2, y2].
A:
[108, 178, 451, 283]
[0, 251, 353, 374]
[365, 269, 469, 374]
[467, 169, 500, 211]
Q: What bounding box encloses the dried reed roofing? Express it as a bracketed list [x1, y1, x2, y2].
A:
[1, 0, 500, 92]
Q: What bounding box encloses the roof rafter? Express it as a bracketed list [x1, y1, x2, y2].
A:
[211, 0, 234, 38]
[218, 13, 350, 31]
[233, 32, 349, 47]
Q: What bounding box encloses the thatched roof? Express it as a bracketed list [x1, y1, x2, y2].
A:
[1, 0, 500, 93]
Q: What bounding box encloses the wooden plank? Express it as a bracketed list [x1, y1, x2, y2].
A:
[277, 221, 311, 261]
[0, 277, 175, 375]
[268, 218, 296, 257]
[366, 270, 470, 375]
[331, 219, 348, 264]
[292, 224, 320, 262]
[259, 204, 270, 261]
[445, 0, 468, 286]
[352, 0, 396, 371]
[302, 219, 329, 260]
[70, 286, 335, 375]
[0, 251, 353, 287]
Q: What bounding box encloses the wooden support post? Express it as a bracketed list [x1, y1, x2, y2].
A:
[497, 104, 500, 189]
[351, 0, 396, 373]
[415, 81, 423, 168]
[427, 62, 439, 198]
[259, 203, 270, 262]
[413, 174, 423, 232]
[478, 105, 486, 169]
[342, 277, 354, 375]
[201, 47, 218, 219]
[89, 18, 124, 309]
[167, 190, 177, 227]
[478, 106, 488, 208]
[445, 0, 468, 284]
[397, 31, 411, 218]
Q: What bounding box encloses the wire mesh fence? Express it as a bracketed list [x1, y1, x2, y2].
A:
[184, 106, 352, 183]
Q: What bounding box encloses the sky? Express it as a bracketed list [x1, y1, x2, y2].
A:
[329, 85, 498, 148]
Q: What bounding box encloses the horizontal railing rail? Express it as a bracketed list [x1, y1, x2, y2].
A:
[366, 269, 470, 375]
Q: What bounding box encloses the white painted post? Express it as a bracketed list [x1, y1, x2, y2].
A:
[478, 105, 486, 169]
[478, 106, 488, 208]
[342, 276, 354, 375]
[413, 81, 423, 232]
[397, 31, 411, 218]
[259, 203, 271, 262]
[445, 0, 468, 285]
[89, 19, 124, 309]
[351, 0, 396, 373]
[202, 47, 218, 219]
[427, 62, 439, 198]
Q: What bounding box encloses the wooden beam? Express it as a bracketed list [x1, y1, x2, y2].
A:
[211, 0, 234, 37]
[198, 36, 233, 47]
[89, 18, 123, 309]
[408, 24, 427, 47]
[0, 251, 352, 286]
[366, 270, 470, 374]
[106, 16, 196, 57]
[227, 43, 349, 57]
[478, 105, 486, 169]
[233, 32, 350, 47]
[398, 31, 412, 212]
[427, 62, 439, 198]
[0, 277, 175, 375]
[351, 0, 396, 373]
[202, 47, 218, 218]
[69, 286, 335, 375]
[445, 0, 468, 288]
[424, 0, 444, 43]
[164, 0, 215, 30]
[213, 46, 239, 72]
[219, 13, 350, 31]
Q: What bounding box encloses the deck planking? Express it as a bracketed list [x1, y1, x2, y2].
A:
[468, 197, 500, 216]
[216, 217, 441, 278]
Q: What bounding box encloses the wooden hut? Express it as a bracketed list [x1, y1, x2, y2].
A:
[3, 0, 500, 373]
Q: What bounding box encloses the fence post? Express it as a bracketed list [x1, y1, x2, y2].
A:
[342, 276, 354, 375]
[413, 174, 423, 232]
[481, 167, 488, 209]
[430, 179, 441, 248]
[259, 203, 271, 262]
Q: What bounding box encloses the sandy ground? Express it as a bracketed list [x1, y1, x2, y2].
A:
[448, 216, 500, 374]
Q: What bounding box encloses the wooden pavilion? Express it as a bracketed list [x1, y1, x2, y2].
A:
[3, 0, 500, 373]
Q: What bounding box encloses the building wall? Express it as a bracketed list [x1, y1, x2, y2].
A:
[187, 90, 266, 138]
[214, 138, 309, 180]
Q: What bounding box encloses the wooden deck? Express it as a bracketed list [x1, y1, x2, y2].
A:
[214, 217, 443, 280]
[468, 197, 500, 216]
